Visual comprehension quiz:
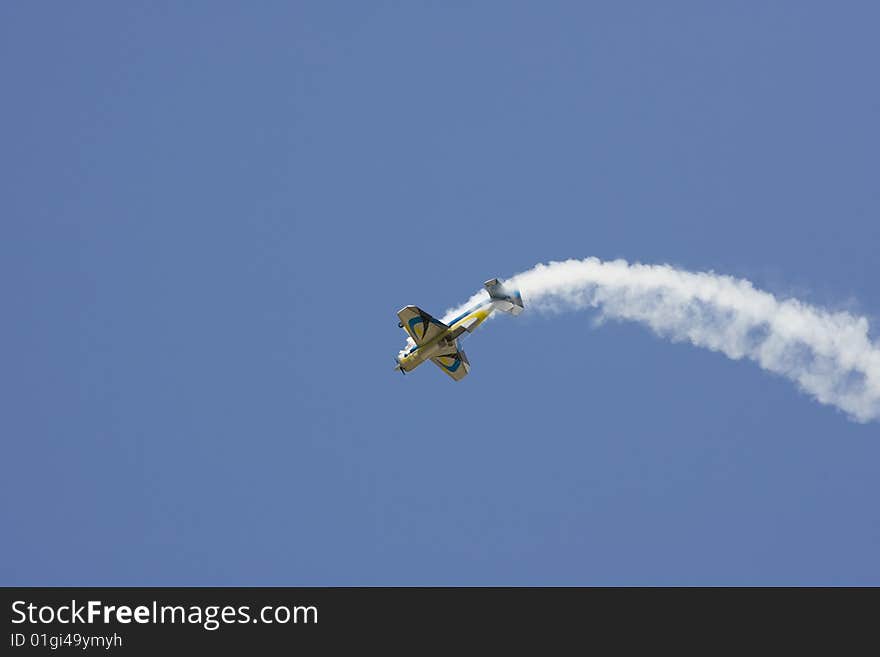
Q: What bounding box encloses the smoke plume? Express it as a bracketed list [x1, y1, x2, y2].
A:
[445, 258, 880, 423]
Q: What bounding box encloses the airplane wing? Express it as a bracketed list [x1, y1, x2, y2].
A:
[430, 345, 470, 381]
[398, 305, 448, 345]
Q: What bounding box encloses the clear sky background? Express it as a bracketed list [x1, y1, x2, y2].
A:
[3, 2, 878, 585]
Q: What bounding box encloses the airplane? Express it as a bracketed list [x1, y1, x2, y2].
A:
[394, 278, 524, 381]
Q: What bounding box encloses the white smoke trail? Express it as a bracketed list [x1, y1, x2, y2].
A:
[445, 257, 880, 423]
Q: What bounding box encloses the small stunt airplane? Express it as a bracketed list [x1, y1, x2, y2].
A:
[394, 278, 524, 381]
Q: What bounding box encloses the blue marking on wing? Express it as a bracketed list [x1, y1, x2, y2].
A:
[408, 316, 426, 339]
[439, 356, 461, 372]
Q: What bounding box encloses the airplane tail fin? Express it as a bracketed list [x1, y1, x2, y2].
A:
[484, 278, 524, 316]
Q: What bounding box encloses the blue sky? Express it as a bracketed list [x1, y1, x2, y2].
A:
[3, 2, 878, 585]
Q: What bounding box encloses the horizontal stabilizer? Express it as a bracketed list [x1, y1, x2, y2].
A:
[484, 278, 524, 315]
